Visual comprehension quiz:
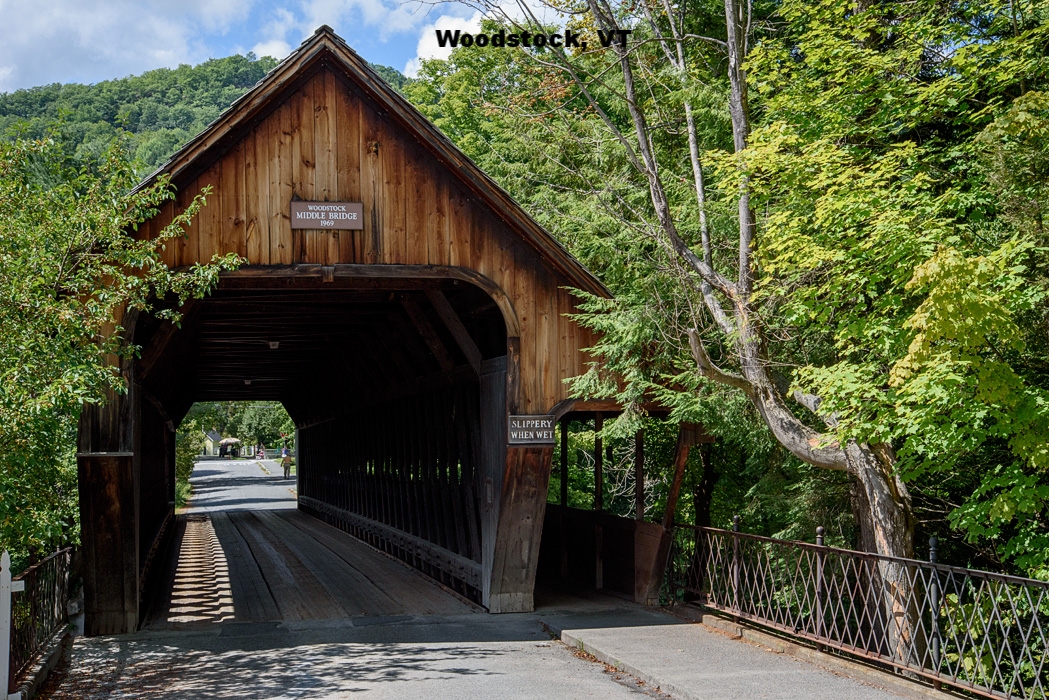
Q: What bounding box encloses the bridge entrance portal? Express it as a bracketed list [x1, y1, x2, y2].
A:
[76, 26, 609, 635]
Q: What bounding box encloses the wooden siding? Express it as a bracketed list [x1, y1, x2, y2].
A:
[141, 67, 596, 414]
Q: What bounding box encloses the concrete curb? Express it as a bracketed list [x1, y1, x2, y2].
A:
[677, 607, 962, 700]
[559, 628, 696, 700]
[9, 625, 71, 700]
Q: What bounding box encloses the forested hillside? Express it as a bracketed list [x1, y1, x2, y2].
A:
[0, 53, 408, 173]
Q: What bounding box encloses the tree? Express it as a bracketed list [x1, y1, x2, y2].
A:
[182, 400, 294, 447]
[0, 132, 238, 567]
[236, 402, 295, 447]
[414, 0, 1049, 577]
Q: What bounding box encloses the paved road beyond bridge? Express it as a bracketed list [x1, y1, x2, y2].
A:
[42, 459, 913, 699]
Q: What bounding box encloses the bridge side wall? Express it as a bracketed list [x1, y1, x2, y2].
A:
[297, 380, 487, 599]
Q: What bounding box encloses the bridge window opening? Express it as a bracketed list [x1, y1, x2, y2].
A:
[539, 414, 713, 603]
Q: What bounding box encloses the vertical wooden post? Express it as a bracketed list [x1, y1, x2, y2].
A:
[488, 446, 552, 612]
[78, 379, 140, 637]
[634, 429, 645, 521]
[593, 413, 604, 590]
[593, 413, 603, 512]
[479, 356, 508, 608]
[662, 423, 699, 530]
[635, 423, 705, 606]
[559, 419, 569, 507]
[77, 451, 137, 635]
[1, 550, 25, 697]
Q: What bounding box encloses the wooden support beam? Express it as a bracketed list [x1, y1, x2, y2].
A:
[594, 413, 603, 512]
[637, 422, 705, 607]
[137, 300, 199, 381]
[77, 452, 138, 636]
[487, 446, 552, 612]
[425, 290, 482, 375]
[662, 423, 703, 530]
[635, 429, 644, 521]
[560, 419, 569, 507]
[401, 297, 455, 372]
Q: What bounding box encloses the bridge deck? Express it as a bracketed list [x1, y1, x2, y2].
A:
[144, 460, 476, 630]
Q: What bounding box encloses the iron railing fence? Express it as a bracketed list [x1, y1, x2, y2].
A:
[8, 548, 72, 690]
[667, 523, 1049, 700]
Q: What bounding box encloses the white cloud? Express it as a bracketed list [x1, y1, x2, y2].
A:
[251, 39, 294, 59]
[403, 10, 483, 77]
[249, 6, 298, 60]
[0, 0, 255, 92]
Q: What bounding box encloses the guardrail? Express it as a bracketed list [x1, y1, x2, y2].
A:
[667, 521, 1049, 700]
[2, 548, 72, 694]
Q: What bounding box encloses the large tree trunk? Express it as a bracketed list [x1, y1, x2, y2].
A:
[846, 442, 921, 669]
[847, 442, 915, 559]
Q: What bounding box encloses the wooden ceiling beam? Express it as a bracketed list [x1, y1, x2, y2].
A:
[425, 290, 482, 376]
[400, 297, 455, 373]
[137, 299, 200, 381]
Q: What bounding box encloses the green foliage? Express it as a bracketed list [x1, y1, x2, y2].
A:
[183, 401, 294, 448]
[740, 0, 1049, 568]
[175, 415, 204, 508]
[407, 1, 1049, 573]
[0, 133, 239, 566]
[369, 64, 410, 93]
[0, 54, 277, 172]
[235, 402, 295, 447]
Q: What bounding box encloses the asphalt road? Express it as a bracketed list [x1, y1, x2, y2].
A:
[187, 457, 298, 512]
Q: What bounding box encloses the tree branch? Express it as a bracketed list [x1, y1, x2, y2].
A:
[688, 328, 750, 391]
[792, 390, 840, 429]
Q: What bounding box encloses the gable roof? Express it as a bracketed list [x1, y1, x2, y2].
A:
[136, 25, 610, 298]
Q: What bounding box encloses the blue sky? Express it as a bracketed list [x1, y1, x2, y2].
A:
[0, 0, 486, 93]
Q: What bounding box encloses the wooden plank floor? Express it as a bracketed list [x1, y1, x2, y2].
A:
[145, 509, 477, 629]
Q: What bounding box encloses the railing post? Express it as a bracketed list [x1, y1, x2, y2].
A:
[0, 551, 10, 698]
[815, 526, 826, 651]
[1, 551, 23, 700]
[929, 536, 942, 689]
[731, 515, 741, 619]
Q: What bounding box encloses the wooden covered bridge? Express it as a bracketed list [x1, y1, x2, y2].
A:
[76, 27, 705, 636]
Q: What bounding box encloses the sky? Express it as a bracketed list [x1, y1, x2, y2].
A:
[0, 0, 488, 94]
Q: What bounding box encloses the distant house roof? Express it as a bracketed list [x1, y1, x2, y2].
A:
[204, 430, 222, 443]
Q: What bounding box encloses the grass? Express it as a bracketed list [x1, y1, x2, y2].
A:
[175, 479, 193, 509]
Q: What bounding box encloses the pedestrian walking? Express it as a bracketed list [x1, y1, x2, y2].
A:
[281, 446, 292, 479]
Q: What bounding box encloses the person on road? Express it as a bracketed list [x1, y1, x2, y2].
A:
[281, 446, 292, 479]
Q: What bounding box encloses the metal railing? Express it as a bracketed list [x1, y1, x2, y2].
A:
[8, 548, 72, 691]
[667, 521, 1049, 700]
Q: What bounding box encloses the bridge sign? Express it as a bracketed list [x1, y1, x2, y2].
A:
[508, 415, 555, 445]
[290, 201, 364, 229]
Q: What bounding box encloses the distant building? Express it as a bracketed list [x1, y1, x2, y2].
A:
[203, 430, 223, 456]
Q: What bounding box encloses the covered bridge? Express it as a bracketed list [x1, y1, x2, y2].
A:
[76, 27, 688, 636]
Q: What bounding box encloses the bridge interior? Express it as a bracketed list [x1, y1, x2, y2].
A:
[145, 459, 476, 630]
